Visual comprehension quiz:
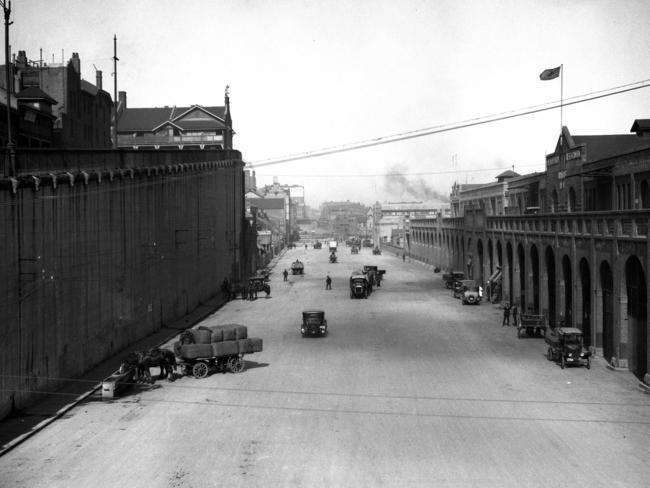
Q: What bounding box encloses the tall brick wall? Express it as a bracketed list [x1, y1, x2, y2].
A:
[0, 149, 245, 419]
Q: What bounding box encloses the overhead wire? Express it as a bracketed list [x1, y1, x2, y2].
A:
[246, 78, 650, 168]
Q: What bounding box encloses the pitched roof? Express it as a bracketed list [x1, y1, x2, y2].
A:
[495, 170, 520, 179]
[16, 86, 57, 104]
[572, 134, 650, 163]
[118, 105, 226, 132]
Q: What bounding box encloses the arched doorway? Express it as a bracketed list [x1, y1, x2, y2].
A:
[531, 245, 540, 313]
[562, 255, 573, 326]
[477, 239, 484, 285]
[546, 247, 556, 327]
[487, 239, 494, 274]
[579, 258, 591, 348]
[496, 241, 503, 268]
[626, 256, 647, 380]
[517, 243, 526, 311]
[506, 242, 513, 304]
[600, 261, 614, 362]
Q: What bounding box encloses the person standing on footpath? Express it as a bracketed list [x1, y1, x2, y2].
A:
[325, 274, 332, 290]
[511, 302, 519, 328]
[283, 269, 288, 281]
[502, 301, 511, 326]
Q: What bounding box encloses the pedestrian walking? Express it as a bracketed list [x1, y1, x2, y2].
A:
[511, 303, 519, 328]
[325, 274, 332, 290]
[402, 253, 406, 262]
[283, 269, 288, 281]
[502, 301, 511, 326]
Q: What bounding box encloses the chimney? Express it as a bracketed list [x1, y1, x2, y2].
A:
[118, 91, 127, 109]
[70, 52, 80, 73]
[96, 70, 103, 91]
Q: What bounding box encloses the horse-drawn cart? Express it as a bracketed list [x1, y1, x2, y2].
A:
[173, 325, 263, 378]
[517, 313, 547, 338]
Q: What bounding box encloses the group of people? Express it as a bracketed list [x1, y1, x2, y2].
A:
[502, 301, 521, 327]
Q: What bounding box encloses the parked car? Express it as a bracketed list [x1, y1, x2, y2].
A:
[443, 271, 465, 289]
[545, 327, 591, 369]
[301, 311, 327, 337]
[461, 282, 482, 305]
[453, 279, 476, 299]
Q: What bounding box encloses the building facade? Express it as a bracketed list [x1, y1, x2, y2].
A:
[408, 120, 650, 381]
[116, 89, 233, 150]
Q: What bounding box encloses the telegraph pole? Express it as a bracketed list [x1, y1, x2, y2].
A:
[112, 34, 118, 149]
[2, 0, 15, 176]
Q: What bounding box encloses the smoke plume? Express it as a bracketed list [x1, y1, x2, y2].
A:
[383, 164, 450, 203]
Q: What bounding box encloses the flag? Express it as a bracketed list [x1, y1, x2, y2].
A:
[539, 66, 561, 81]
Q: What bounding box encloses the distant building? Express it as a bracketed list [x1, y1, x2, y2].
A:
[116, 89, 233, 150]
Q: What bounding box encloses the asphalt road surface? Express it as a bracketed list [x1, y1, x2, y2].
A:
[1, 245, 649, 487]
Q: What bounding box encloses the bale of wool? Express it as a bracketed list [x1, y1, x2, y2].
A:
[180, 343, 213, 359]
[233, 324, 248, 340]
[238, 338, 263, 354]
[190, 328, 212, 344]
[213, 325, 236, 341]
[212, 340, 239, 357]
[209, 327, 224, 342]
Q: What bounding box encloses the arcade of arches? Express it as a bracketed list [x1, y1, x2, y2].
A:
[409, 216, 649, 381]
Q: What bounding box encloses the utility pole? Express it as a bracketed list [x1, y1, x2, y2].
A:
[2, 0, 15, 176]
[112, 34, 118, 149]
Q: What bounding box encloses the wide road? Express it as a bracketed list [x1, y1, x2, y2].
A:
[1, 245, 649, 487]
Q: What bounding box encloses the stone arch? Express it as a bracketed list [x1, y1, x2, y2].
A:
[487, 239, 494, 275]
[579, 258, 592, 348]
[477, 239, 484, 285]
[562, 255, 573, 326]
[625, 255, 647, 380]
[506, 242, 514, 304]
[546, 246, 556, 327]
[600, 260, 615, 362]
[517, 242, 526, 310]
[531, 244, 540, 314]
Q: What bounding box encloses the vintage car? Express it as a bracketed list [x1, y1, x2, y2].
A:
[313, 241, 322, 249]
[290, 260, 304, 275]
[372, 247, 381, 255]
[453, 279, 476, 299]
[349, 272, 370, 298]
[301, 310, 327, 337]
[461, 282, 482, 305]
[362, 265, 378, 286]
[443, 271, 466, 289]
[329, 253, 338, 263]
[545, 327, 591, 369]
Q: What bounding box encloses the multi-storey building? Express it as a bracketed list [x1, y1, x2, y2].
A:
[6, 51, 113, 148]
[116, 89, 233, 150]
[408, 119, 650, 381]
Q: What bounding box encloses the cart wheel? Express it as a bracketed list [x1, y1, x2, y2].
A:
[547, 347, 553, 361]
[228, 356, 245, 373]
[561, 356, 565, 369]
[192, 361, 209, 379]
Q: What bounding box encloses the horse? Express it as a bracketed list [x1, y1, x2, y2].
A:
[119, 348, 177, 383]
[230, 282, 248, 300]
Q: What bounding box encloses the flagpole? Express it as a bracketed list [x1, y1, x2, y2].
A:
[560, 64, 564, 137]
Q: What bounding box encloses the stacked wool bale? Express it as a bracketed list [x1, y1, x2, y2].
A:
[174, 324, 262, 359]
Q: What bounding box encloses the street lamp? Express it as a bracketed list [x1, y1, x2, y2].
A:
[1, 0, 15, 177]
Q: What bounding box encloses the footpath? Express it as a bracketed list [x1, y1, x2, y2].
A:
[0, 250, 287, 456]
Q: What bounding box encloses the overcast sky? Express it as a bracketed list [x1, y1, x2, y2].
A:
[11, 0, 650, 207]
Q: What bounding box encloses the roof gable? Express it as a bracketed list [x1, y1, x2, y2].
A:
[118, 104, 226, 133]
